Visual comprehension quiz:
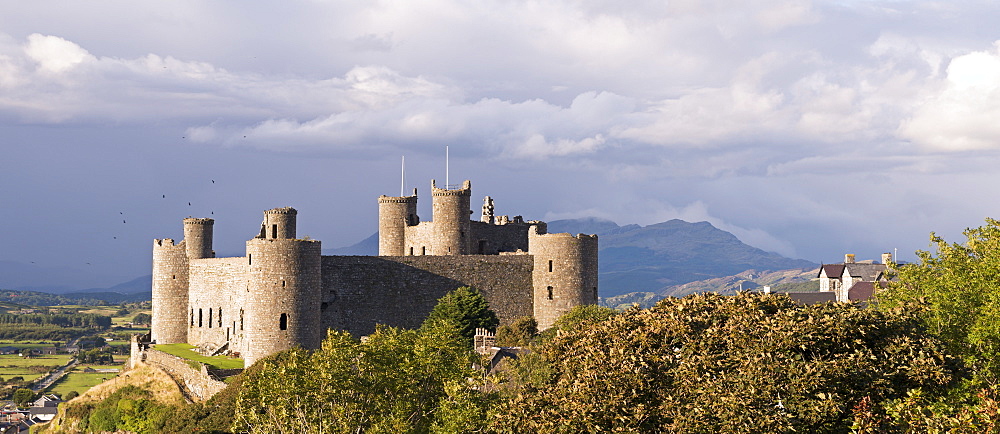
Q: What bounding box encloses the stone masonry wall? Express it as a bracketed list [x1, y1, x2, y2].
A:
[469, 221, 532, 254]
[320, 254, 534, 336]
[188, 257, 246, 353]
[144, 348, 228, 401]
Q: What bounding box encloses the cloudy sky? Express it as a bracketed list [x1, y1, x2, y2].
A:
[3, 0, 1000, 288]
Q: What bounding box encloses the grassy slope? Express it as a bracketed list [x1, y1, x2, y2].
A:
[36, 363, 189, 434]
[154, 343, 244, 370]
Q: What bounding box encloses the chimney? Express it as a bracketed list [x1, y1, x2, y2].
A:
[881, 252, 892, 265]
[844, 254, 855, 264]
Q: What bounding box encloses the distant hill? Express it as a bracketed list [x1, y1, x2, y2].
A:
[548, 218, 818, 297]
[322, 232, 378, 256]
[600, 268, 820, 310]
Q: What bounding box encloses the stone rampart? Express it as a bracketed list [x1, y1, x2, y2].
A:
[321, 255, 534, 336]
[143, 348, 228, 401]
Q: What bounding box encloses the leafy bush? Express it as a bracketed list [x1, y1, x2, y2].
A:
[498, 292, 963, 433]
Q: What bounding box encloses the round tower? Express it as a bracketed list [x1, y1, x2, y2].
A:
[529, 228, 599, 330]
[243, 207, 321, 366]
[431, 179, 472, 255]
[261, 207, 297, 239]
[183, 218, 215, 259]
[378, 194, 418, 256]
[151, 238, 189, 344]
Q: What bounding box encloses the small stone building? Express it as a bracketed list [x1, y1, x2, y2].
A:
[151, 179, 599, 366]
[817, 253, 892, 303]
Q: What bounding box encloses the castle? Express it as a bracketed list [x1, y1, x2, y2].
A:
[150, 179, 599, 366]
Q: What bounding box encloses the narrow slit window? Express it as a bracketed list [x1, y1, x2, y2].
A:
[239, 309, 244, 331]
[409, 247, 414, 255]
[208, 308, 213, 328]
[279, 313, 288, 330]
[190, 309, 194, 326]
[547, 286, 553, 300]
[421, 246, 426, 255]
[282, 280, 286, 287]
[219, 307, 223, 327]
[548, 260, 553, 272]
[248, 254, 252, 265]
[198, 308, 203, 327]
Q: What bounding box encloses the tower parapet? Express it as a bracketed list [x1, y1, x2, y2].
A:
[183, 218, 215, 259]
[378, 192, 418, 256]
[151, 238, 190, 344]
[431, 179, 472, 255]
[243, 207, 321, 366]
[528, 227, 599, 330]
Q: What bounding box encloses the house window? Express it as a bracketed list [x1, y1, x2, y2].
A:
[279, 313, 288, 330]
[547, 286, 553, 300]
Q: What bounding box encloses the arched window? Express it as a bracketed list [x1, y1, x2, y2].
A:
[279, 313, 288, 330]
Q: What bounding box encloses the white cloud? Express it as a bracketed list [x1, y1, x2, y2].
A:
[899, 41, 1000, 151]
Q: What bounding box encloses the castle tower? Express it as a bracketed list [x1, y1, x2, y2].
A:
[183, 218, 215, 259]
[151, 238, 190, 344]
[259, 207, 297, 240]
[529, 227, 599, 330]
[243, 208, 322, 366]
[431, 179, 472, 255]
[378, 192, 418, 256]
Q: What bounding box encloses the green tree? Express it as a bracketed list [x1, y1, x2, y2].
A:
[12, 388, 35, 407]
[495, 316, 538, 347]
[497, 292, 963, 434]
[234, 322, 490, 433]
[132, 312, 152, 325]
[422, 286, 499, 341]
[878, 218, 1000, 386]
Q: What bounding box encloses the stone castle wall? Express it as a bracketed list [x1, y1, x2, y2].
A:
[143, 348, 228, 401]
[320, 254, 534, 336]
[187, 257, 247, 353]
[469, 221, 532, 254]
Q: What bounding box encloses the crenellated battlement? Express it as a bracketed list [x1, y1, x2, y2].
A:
[183, 218, 215, 225]
[264, 207, 297, 215]
[378, 195, 418, 204]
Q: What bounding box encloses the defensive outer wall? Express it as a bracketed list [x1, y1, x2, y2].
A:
[149, 179, 598, 366]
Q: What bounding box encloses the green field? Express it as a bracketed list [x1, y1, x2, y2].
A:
[46, 365, 121, 398]
[153, 343, 244, 370]
[0, 354, 71, 381]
